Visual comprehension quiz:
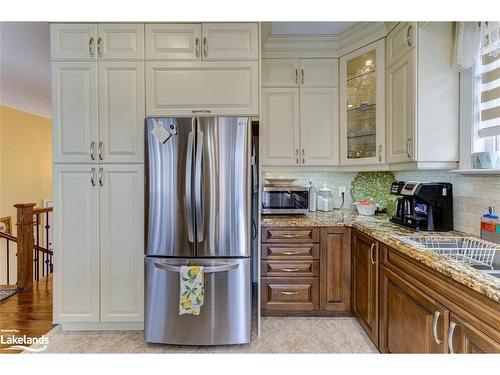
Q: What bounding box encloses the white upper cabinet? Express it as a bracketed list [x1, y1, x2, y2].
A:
[98, 24, 145, 60]
[386, 22, 417, 68]
[299, 59, 339, 87]
[52, 62, 98, 163]
[386, 50, 416, 163]
[201, 23, 259, 60]
[146, 61, 259, 116]
[50, 24, 144, 61]
[99, 165, 144, 322]
[300, 88, 339, 166]
[340, 39, 385, 166]
[262, 59, 299, 87]
[53, 164, 100, 323]
[50, 24, 98, 60]
[145, 23, 258, 61]
[261, 88, 300, 166]
[99, 62, 145, 163]
[146, 24, 202, 60]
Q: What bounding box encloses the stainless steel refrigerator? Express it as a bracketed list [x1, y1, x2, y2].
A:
[144, 117, 252, 345]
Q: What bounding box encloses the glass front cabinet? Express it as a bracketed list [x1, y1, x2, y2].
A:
[340, 39, 385, 166]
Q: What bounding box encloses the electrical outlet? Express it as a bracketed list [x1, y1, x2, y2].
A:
[339, 186, 347, 197]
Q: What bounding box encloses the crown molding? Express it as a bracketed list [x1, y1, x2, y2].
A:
[261, 22, 397, 59]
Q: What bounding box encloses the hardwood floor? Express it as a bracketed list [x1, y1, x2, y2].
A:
[0, 276, 54, 354]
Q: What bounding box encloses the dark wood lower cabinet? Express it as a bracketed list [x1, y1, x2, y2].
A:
[449, 313, 500, 353]
[351, 229, 378, 345]
[379, 264, 449, 353]
[320, 227, 350, 312]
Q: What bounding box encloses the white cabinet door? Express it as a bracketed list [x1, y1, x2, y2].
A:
[261, 88, 300, 166]
[261, 59, 299, 87]
[386, 50, 416, 163]
[53, 165, 99, 322]
[52, 62, 98, 163]
[300, 88, 339, 166]
[98, 24, 145, 60]
[386, 22, 417, 68]
[99, 165, 144, 322]
[300, 59, 339, 87]
[202, 23, 259, 60]
[145, 24, 201, 60]
[146, 61, 259, 116]
[99, 62, 145, 163]
[50, 24, 97, 61]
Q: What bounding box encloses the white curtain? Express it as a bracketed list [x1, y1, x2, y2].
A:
[455, 21, 500, 71]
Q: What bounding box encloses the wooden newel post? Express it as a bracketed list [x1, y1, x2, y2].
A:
[15, 203, 36, 290]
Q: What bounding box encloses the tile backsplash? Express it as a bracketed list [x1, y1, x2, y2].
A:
[263, 170, 500, 236]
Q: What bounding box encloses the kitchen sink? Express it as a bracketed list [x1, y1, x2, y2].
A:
[394, 236, 500, 275]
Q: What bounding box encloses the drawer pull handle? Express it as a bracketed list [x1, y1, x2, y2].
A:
[281, 268, 300, 272]
[281, 233, 301, 238]
[281, 291, 299, 295]
[432, 311, 442, 345]
[282, 251, 300, 255]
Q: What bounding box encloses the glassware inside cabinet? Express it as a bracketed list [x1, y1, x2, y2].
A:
[346, 49, 377, 160]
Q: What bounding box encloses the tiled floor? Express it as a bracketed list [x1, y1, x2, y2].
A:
[27, 317, 378, 354]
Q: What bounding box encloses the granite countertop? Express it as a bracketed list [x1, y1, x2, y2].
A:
[261, 210, 500, 303]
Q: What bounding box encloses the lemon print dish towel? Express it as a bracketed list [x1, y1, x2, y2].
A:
[179, 266, 204, 315]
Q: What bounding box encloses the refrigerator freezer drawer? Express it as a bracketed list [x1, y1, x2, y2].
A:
[144, 257, 251, 345]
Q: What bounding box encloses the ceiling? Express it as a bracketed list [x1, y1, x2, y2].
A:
[0, 22, 51, 118]
[271, 22, 358, 35]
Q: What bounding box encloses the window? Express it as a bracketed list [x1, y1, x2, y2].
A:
[474, 52, 500, 153]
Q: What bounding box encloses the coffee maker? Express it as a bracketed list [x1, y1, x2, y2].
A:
[390, 181, 453, 231]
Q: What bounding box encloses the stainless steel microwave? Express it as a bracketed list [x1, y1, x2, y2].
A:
[261, 186, 309, 214]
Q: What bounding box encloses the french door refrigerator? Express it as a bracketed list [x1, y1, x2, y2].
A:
[144, 117, 252, 345]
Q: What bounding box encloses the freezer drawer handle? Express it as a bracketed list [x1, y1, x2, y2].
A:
[154, 262, 239, 274]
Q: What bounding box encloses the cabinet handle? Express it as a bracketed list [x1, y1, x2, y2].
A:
[98, 141, 104, 161]
[97, 36, 103, 58]
[378, 144, 382, 162]
[295, 69, 298, 85]
[406, 25, 413, 47]
[90, 141, 96, 160]
[448, 322, 457, 353]
[191, 109, 212, 113]
[295, 148, 299, 164]
[302, 148, 305, 164]
[195, 37, 200, 58]
[370, 243, 376, 265]
[282, 233, 300, 238]
[281, 291, 299, 295]
[98, 168, 103, 187]
[203, 37, 208, 58]
[281, 268, 300, 272]
[301, 69, 304, 85]
[282, 251, 300, 255]
[406, 138, 412, 159]
[432, 311, 443, 345]
[90, 168, 96, 186]
[89, 37, 95, 57]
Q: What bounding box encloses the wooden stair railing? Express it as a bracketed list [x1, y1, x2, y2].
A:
[1, 203, 54, 288]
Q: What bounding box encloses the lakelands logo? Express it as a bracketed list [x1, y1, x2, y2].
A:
[1, 329, 49, 352]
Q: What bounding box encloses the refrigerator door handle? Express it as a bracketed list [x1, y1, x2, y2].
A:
[195, 127, 204, 243]
[185, 123, 195, 243]
[154, 262, 239, 274]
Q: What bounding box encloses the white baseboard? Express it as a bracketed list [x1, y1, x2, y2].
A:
[61, 322, 144, 331]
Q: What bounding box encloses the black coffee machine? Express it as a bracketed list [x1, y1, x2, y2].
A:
[390, 181, 453, 231]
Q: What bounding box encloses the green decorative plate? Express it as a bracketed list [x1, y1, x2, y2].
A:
[350, 172, 396, 210]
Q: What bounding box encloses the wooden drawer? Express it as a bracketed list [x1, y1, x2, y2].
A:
[261, 243, 319, 260]
[261, 260, 319, 277]
[261, 277, 319, 311]
[262, 227, 319, 243]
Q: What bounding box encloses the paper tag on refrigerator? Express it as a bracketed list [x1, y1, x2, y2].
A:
[151, 122, 171, 144]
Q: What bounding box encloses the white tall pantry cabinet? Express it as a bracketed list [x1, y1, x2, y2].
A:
[51, 23, 145, 328]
